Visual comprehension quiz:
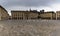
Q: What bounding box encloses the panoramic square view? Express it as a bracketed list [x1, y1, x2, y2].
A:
[0, 0, 60, 36]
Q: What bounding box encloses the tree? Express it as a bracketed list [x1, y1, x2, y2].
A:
[40, 9, 44, 13]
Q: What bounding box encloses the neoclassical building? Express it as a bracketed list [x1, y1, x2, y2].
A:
[0, 5, 9, 20]
[39, 11, 56, 20]
[11, 10, 39, 20]
[0, 5, 60, 20]
[56, 11, 60, 20]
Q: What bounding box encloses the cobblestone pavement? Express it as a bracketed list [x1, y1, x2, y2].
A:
[0, 20, 60, 36]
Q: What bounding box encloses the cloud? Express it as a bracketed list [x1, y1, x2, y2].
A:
[0, 0, 60, 8]
[0, 0, 60, 15]
[0, 0, 54, 7]
[50, 3, 60, 11]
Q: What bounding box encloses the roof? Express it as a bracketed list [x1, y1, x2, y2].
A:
[11, 10, 39, 13]
[40, 11, 55, 14]
[11, 10, 29, 12]
[56, 11, 60, 12]
[0, 5, 8, 13]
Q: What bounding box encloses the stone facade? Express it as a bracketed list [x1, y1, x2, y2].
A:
[56, 11, 60, 20]
[0, 5, 9, 20]
[39, 11, 56, 20]
[11, 10, 38, 20]
[0, 5, 58, 20]
[11, 10, 57, 20]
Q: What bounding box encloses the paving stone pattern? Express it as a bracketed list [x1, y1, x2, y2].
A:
[0, 20, 59, 36]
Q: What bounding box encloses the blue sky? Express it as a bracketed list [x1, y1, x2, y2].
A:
[0, 0, 60, 15]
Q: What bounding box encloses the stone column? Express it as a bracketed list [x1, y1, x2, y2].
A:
[51, 13, 52, 20]
[11, 14, 12, 20]
[56, 13, 57, 20]
[17, 13, 18, 20]
[23, 13, 24, 20]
